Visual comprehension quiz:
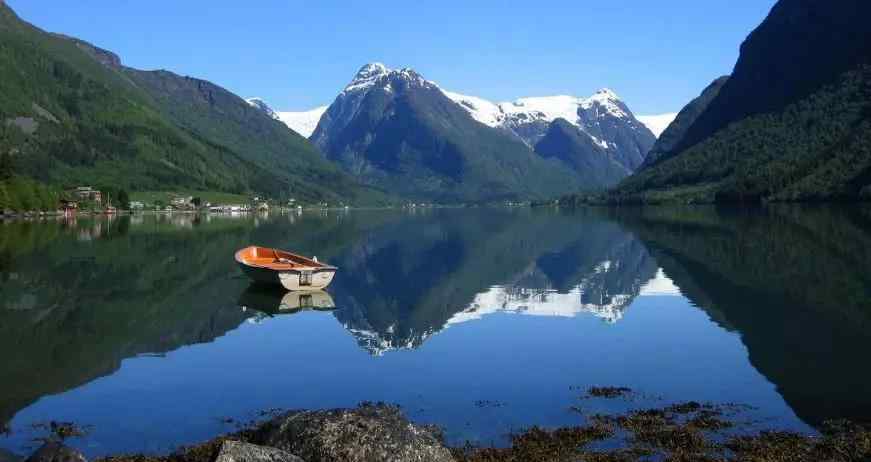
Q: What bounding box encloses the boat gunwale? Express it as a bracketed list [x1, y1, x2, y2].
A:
[235, 246, 338, 272]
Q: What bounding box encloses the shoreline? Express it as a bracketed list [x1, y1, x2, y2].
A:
[10, 390, 871, 462]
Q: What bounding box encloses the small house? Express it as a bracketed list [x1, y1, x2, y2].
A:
[70, 186, 102, 204]
[60, 199, 78, 210]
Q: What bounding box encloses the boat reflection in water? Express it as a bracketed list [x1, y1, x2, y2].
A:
[238, 285, 336, 317]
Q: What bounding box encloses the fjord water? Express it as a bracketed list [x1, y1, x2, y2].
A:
[1, 206, 870, 457]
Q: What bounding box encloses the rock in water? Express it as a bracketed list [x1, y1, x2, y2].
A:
[215, 441, 304, 462]
[25, 443, 86, 462]
[254, 403, 453, 462]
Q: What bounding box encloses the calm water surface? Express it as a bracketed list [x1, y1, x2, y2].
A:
[1, 206, 870, 457]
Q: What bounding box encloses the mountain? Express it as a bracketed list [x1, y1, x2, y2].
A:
[611, 0, 871, 203]
[445, 89, 657, 174]
[0, 3, 380, 205]
[637, 113, 678, 138]
[310, 63, 585, 202]
[672, 0, 871, 155]
[641, 77, 728, 167]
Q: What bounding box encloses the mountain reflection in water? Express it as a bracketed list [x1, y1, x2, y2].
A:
[327, 209, 662, 355]
[0, 206, 869, 456]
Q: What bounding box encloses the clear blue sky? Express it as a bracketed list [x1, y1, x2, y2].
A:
[8, 0, 775, 114]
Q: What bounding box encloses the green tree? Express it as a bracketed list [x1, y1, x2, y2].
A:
[0, 183, 8, 211]
[191, 197, 202, 208]
[10, 179, 35, 211]
[0, 152, 13, 180]
[117, 189, 130, 210]
[34, 184, 56, 211]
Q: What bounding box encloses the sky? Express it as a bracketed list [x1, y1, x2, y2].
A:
[8, 0, 776, 115]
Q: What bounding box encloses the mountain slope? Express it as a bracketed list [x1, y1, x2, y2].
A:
[311, 64, 583, 202]
[534, 119, 631, 188]
[642, 76, 728, 167]
[120, 68, 379, 203]
[245, 97, 278, 119]
[672, 0, 871, 155]
[0, 3, 380, 204]
[0, 5, 241, 192]
[611, 0, 871, 203]
[616, 66, 871, 203]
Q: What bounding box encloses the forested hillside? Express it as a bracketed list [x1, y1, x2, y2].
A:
[588, 0, 871, 204]
[671, 0, 871, 155]
[0, 3, 382, 207]
[614, 66, 871, 203]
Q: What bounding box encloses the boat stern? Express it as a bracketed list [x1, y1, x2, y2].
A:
[278, 268, 336, 291]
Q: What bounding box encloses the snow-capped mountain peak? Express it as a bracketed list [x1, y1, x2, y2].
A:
[343, 63, 437, 96]
[580, 88, 630, 119]
[357, 62, 389, 78]
[245, 97, 278, 119]
[345, 62, 390, 93]
[593, 87, 620, 99]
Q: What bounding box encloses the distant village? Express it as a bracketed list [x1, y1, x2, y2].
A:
[2, 185, 466, 218]
[54, 186, 312, 216]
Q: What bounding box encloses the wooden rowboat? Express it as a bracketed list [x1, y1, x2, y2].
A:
[235, 246, 337, 291]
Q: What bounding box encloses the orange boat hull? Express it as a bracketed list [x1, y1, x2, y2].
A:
[235, 246, 337, 291]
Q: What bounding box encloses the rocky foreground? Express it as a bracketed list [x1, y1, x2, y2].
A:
[17, 400, 871, 462]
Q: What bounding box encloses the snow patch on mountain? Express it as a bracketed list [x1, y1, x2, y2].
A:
[500, 95, 586, 125]
[443, 89, 631, 130]
[441, 91, 505, 126]
[441, 88, 646, 152]
[247, 97, 328, 137]
[638, 113, 678, 138]
[276, 106, 328, 138]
